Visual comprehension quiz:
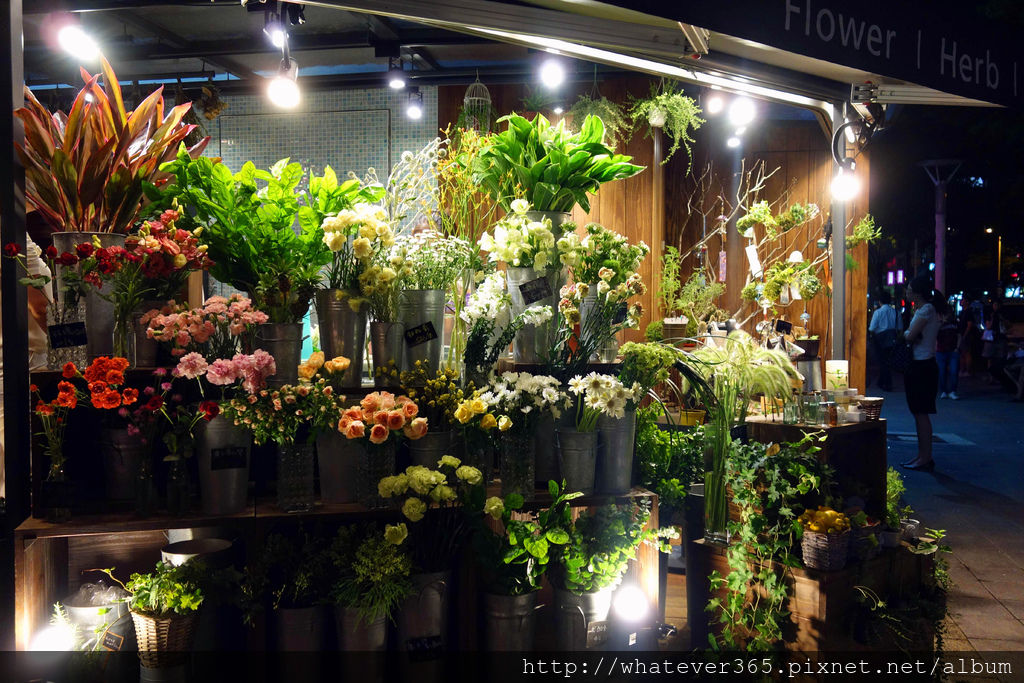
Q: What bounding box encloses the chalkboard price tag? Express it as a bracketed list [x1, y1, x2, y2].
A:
[48, 322, 87, 349]
[518, 276, 552, 305]
[585, 620, 609, 648]
[210, 446, 247, 471]
[100, 630, 124, 651]
[404, 322, 438, 347]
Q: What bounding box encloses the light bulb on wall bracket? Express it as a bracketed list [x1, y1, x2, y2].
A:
[705, 94, 724, 115]
[267, 57, 300, 109]
[728, 97, 756, 126]
[263, 13, 287, 49]
[831, 164, 860, 201]
[406, 87, 423, 120]
[57, 23, 101, 62]
[387, 56, 406, 90]
[539, 58, 566, 89]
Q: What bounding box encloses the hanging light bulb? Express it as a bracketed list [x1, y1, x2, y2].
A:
[57, 24, 100, 62]
[728, 97, 756, 126]
[726, 136, 741, 148]
[539, 58, 566, 89]
[406, 88, 423, 120]
[387, 57, 406, 90]
[263, 16, 287, 49]
[705, 94, 724, 115]
[267, 57, 300, 109]
[831, 166, 860, 201]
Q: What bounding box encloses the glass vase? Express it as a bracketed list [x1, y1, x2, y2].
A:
[703, 424, 731, 544]
[278, 440, 315, 512]
[499, 431, 536, 500]
[112, 305, 134, 364]
[45, 298, 88, 372]
[135, 452, 156, 518]
[357, 441, 396, 509]
[166, 457, 191, 516]
[41, 463, 72, 523]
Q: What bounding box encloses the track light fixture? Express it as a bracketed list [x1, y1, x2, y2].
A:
[263, 13, 288, 49]
[267, 56, 300, 109]
[57, 23, 100, 62]
[388, 57, 406, 90]
[406, 87, 423, 120]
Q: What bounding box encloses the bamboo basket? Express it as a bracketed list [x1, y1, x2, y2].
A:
[131, 611, 198, 668]
[801, 529, 850, 571]
[856, 397, 884, 421]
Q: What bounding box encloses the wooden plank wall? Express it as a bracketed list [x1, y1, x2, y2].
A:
[437, 78, 868, 387]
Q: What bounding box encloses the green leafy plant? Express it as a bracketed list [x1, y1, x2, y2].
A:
[15, 57, 208, 234]
[470, 113, 644, 213]
[707, 435, 830, 650]
[619, 342, 681, 402]
[678, 272, 727, 335]
[910, 528, 952, 592]
[471, 485, 578, 596]
[885, 467, 914, 530]
[242, 531, 334, 618]
[629, 82, 704, 166]
[96, 563, 203, 617]
[846, 214, 882, 249]
[331, 525, 413, 624]
[520, 87, 555, 113]
[568, 93, 629, 149]
[656, 246, 683, 318]
[644, 320, 664, 342]
[737, 201, 819, 240]
[635, 405, 704, 515]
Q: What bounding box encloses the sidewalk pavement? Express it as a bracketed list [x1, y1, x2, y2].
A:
[870, 373, 1024, 654]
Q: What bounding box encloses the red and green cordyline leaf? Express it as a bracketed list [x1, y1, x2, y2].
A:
[15, 56, 210, 234]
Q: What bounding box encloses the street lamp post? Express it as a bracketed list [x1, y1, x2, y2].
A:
[986, 227, 1003, 285]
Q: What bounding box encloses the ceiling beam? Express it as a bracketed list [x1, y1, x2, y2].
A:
[25, 0, 238, 12]
[410, 48, 440, 71]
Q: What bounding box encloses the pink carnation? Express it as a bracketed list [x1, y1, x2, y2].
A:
[175, 352, 209, 380]
[206, 359, 239, 386]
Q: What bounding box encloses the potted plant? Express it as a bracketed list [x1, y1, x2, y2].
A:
[242, 531, 334, 651]
[628, 82, 704, 166]
[664, 270, 727, 340]
[470, 113, 644, 219]
[15, 58, 208, 358]
[882, 467, 913, 548]
[377, 456, 484, 652]
[470, 487, 575, 651]
[567, 92, 629, 150]
[546, 492, 671, 650]
[478, 202, 575, 364]
[330, 524, 413, 651]
[96, 563, 203, 669]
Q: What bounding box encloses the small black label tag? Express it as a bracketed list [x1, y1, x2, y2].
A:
[585, 620, 609, 649]
[518, 276, 552, 305]
[404, 322, 438, 347]
[405, 635, 443, 660]
[48, 322, 88, 349]
[612, 304, 628, 324]
[100, 629, 124, 651]
[210, 446, 247, 470]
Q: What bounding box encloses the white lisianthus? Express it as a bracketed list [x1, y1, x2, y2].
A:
[510, 198, 530, 214]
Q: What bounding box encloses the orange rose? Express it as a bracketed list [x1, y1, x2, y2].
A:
[342, 407, 364, 423]
[337, 416, 352, 433]
[369, 423, 389, 444]
[122, 387, 139, 405]
[345, 420, 366, 439]
[373, 410, 389, 426]
[402, 401, 419, 419]
[360, 394, 381, 413]
[403, 417, 428, 440]
[378, 392, 396, 411]
[386, 410, 406, 430]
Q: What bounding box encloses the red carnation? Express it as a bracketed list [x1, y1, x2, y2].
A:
[57, 252, 78, 266]
[198, 400, 220, 421]
[75, 242, 94, 258]
[45, 245, 58, 259]
[145, 395, 164, 412]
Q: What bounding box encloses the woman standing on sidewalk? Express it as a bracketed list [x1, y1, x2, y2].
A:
[901, 276, 944, 471]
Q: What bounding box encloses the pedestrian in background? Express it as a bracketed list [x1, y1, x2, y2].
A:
[868, 290, 901, 392]
[982, 299, 1008, 384]
[901, 276, 943, 472]
[958, 293, 978, 376]
[936, 301, 960, 400]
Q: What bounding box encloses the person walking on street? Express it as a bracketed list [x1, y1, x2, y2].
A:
[869, 290, 901, 391]
[982, 299, 1009, 384]
[958, 294, 978, 377]
[935, 302, 960, 399]
[901, 276, 943, 472]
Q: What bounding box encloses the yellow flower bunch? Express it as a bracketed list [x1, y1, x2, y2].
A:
[798, 506, 851, 535]
[401, 362, 468, 430]
[453, 394, 497, 432]
[297, 352, 350, 382]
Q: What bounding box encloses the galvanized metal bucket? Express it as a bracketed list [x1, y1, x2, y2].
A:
[506, 266, 564, 364]
[369, 320, 404, 388]
[397, 289, 445, 374]
[316, 429, 359, 505]
[254, 322, 304, 387]
[554, 588, 612, 651]
[397, 571, 450, 652]
[556, 427, 598, 494]
[315, 289, 367, 389]
[196, 416, 251, 515]
[409, 430, 451, 469]
[53, 231, 125, 360]
[334, 606, 386, 651]
[100, 427, 145, 500]
[272, 606, 328, 651]
[483, 591, 538, 651]
[595, 409, 637, 494]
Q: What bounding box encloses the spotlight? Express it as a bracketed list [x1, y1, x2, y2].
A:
[553, 105, 564, 115]
[30, 624, 76, 651]
[985, 227, 994, 234]
[728, 97, 756, 126]
[387, 57, 406, 90]
[267, 57, 300, 109]
[57, 24, 100, 62]
[831, 166, 860, 201]
[539, 58, 565, 89]
[613, 585, 650, 623]
[406, 88, 423, 120]
[263, 18, 287, 49]
[706, 95, 724, 115]
[726, 136, 741, 148]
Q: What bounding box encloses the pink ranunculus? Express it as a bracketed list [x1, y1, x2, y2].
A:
[403, 417, 428, 440]
[345, 420, 366, 439]
[175, 352, 209, 380]
[386, 410, 406, 430]
[369, 423, 389, 445]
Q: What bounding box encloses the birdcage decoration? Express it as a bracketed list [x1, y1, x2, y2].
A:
[459, 76, 492, 132]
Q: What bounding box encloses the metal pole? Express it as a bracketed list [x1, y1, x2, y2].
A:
[830, 103, 846, 361]
[934, 180, 946, 292]
[0, 0, 26, 653]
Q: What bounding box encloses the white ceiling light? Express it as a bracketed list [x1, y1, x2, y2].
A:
[726, 136, 741, 148]
[387, 57, 406, 90]
[539, 58, 566, 89]
[263, 20, 287, 49]
[831, 167, 860, 201]
[57, 24, 100, 62]
[267, 58, 300, 109]
[406, 88, 423, 120]
[705, 95, 724, 115]
[728, 97, 756, 126]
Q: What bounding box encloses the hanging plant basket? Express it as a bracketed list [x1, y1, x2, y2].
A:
[629, 81, 705, 166]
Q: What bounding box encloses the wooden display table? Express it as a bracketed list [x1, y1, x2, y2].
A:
[13, 487, 658, 650]
[745, 417, 888, 519]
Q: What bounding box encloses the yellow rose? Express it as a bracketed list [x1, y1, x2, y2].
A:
[353, 237, 373, 259]
[498, 415, 512, 431]
[479, 413, 497, 431]
[454, 402, 472, 424]
[469, 399, 487, 415]
[297, 363, 317, 381]
[306, 351, 325, 370]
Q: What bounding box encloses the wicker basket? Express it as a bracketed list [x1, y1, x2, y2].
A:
[801, 529, 850, 571]
[857, 397, 884, 421]
[131, 611, 198, 668]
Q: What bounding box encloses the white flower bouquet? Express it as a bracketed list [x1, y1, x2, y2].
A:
[567, 372, 643, 431]
[477, 371, 569, 436]
[321, 202, 395, 295]
[478, 200, 579, 272]
[391, 228, 473, 291]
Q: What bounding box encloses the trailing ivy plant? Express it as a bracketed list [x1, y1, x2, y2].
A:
[568, 93, 629, 149]
[629, 82, 704, 167]
[706, 433, 832, 651]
